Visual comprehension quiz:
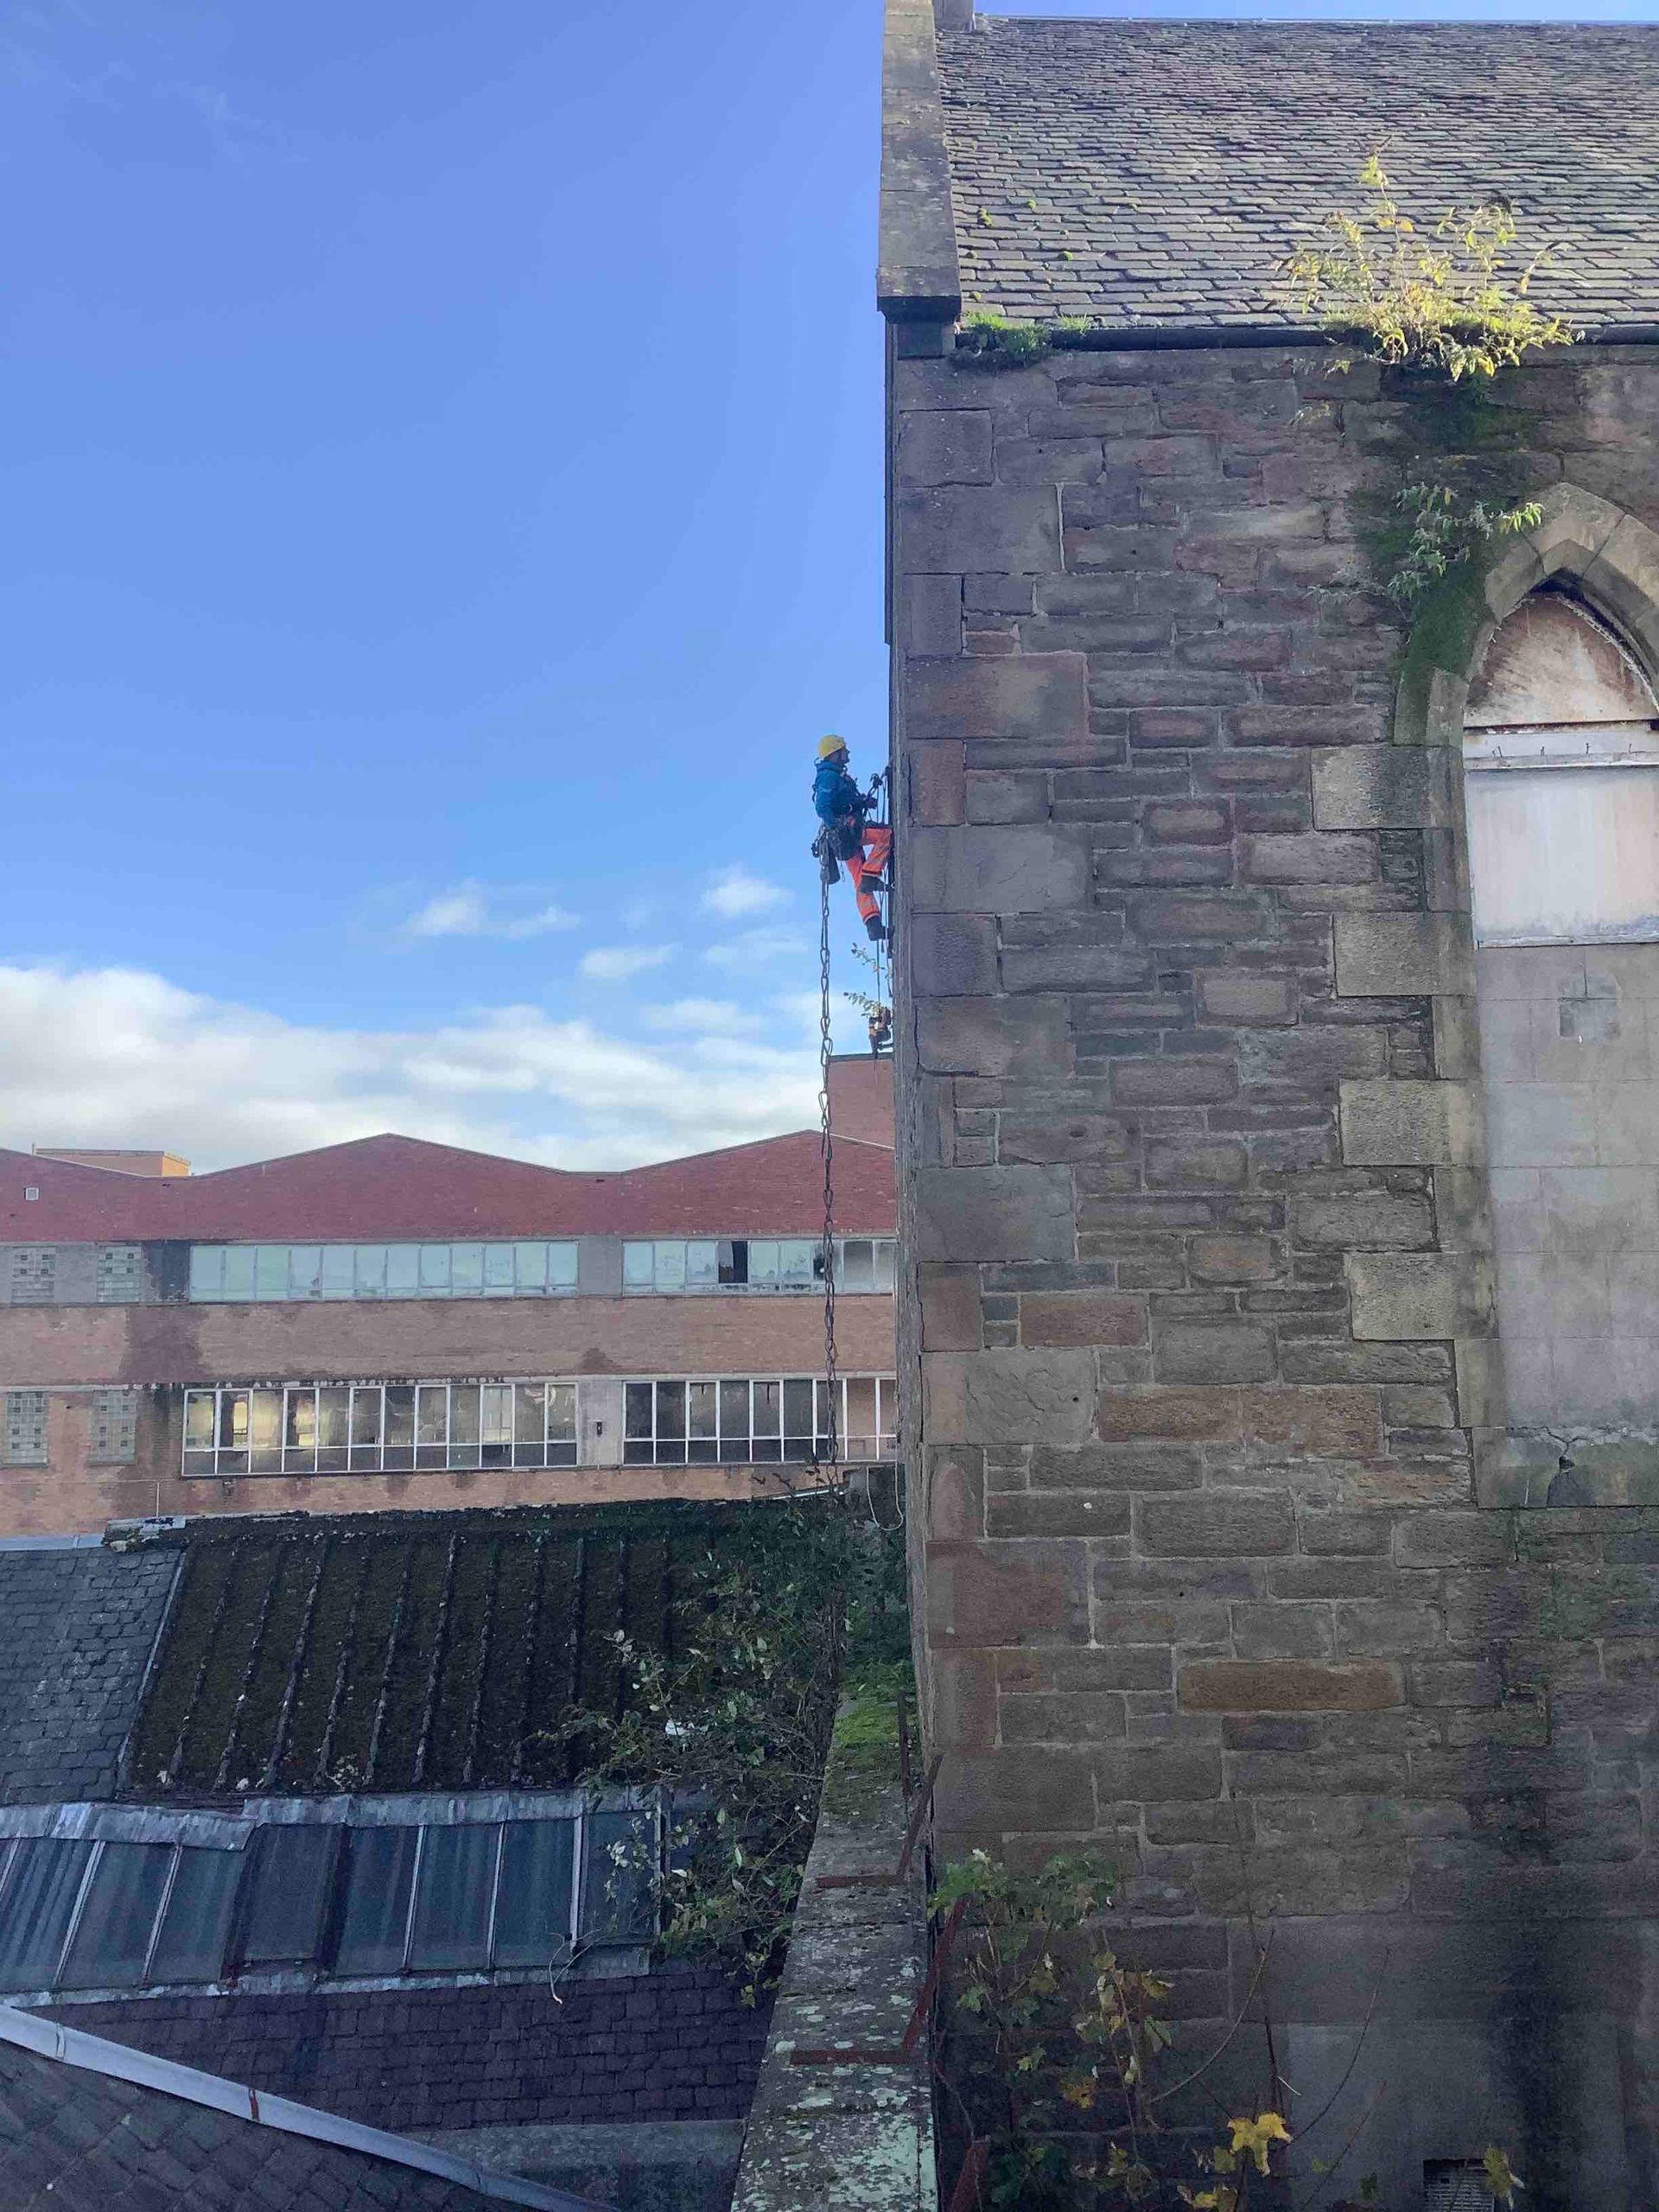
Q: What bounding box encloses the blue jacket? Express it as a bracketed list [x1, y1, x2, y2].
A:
[814, 760, 863, 827]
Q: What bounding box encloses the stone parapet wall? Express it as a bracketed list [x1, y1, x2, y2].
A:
[888, 334, 1659, 2203]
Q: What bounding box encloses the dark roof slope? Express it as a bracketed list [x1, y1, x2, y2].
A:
[938, 18, 1659, 329]
[0, 1549, 178, 1807]
[0, 1127, 894, 1243]
[0, 2013, 596, 2210]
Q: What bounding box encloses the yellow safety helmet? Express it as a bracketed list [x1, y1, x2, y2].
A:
[817, 734, 849, 760]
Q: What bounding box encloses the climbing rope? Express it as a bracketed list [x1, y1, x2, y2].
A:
[817, 864, 839, 1471]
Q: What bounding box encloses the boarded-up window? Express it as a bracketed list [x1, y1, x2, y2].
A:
[1465, 592, 1659, 945]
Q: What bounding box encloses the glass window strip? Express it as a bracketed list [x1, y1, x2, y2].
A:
[620, 1376, 899, 1465]
[184, 1381, 582, 1478]
[186, 1242, 579, 1304]
[618, 1237, 894, 1294]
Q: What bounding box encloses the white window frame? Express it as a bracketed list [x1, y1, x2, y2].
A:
[621, 1375, 896, 1465]
[181, 1380, 580, 1478]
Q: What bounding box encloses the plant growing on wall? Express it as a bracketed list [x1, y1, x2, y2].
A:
[1285, 154, 1576, 380]
[1385, 480, 1543, 613]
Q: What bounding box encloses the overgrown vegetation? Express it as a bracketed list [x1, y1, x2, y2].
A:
[934, 1849, 1522, 2210]
[1285, 154, 1576, 380]
[547, 1479, 910, 1995]
[1383, 480, 1543, 614]
[957, 312, 1095, 368]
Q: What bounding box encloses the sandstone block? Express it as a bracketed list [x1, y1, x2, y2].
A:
[1244, 833, 1376, 884]
[1197, 971, 1296, 1026]
[1030, 1442, 1203, 1491]
[908, 652, 1089, 741]
[1128, 893, 1269, 944]
[1000, 1113, 1132, 1166]
[914, 1164, 1076, 1263]
[1021, 1292, 1145, 1348]
[1111, 1057, 1238, 1107]
[1001, 943, 1154, 992]
[1146, 800, 1230, 845]
[934, 1747, 1095, 1834]
[1190, 1236, 1278, 1284]
[910, 823, 1090, 914]
[1000, 1688, 1127, 1741]
[1136, 1489, 1294, 1556]
[916, 995, 1067, 1078]
[966, 770, 1049, 823]
[988, 1493, 1131, 1538]
[900, 573, 964, 657]
[1177, 1660, 1401, 1712]
[1311, 745, 1454, 830]
[1093, 1742, 1223, 1802]
[1097, 1389, 1242, 1443]
[1291, 1193, 1435, 1249]
[925, 1538, 1090, 1648]
[1334, 913, 1476, 998]
[898, 484, 1060, 575]
[908, 738, 966, 825]
[896, 407, 993, 486]
[1338, 1078, 1485, 1167]
[925, 1348, 1096, 1445]
[1153, 1320, 1275, 1384]
[1146, 1138, 1248, 1191]
[919, 1266, 982, 1353]
[1346, 1252, 1497, 1342]
[1235, 1386, 1382, 1459]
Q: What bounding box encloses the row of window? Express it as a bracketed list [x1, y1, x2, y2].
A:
[621, 1376, 896, 1465]
[183, 1382, 579, 1478]
[3, 1389, 136, 1468]
[188, 1242, 580, 1304]
[620, 1238, 896, 1294]
[0, 1805, 652, 1999]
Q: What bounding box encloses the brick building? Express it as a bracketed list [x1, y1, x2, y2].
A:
[882, 9, 1659, 2203]
[0, 1058, 894, 1538]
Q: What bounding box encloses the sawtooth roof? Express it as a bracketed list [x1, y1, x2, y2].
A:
[0, 1128, 894, 1243]
[938, 17, 1659, 330]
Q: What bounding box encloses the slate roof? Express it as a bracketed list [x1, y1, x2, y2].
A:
[938, 18, 1659, 330]
[0, 1548, 178, 1807]
[0, 1124, 895, 1244]
[0, 2012, 598, 2210]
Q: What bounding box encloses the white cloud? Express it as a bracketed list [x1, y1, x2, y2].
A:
[641, 998, 763, 1034]
[400, 881, 578, 942]
[704, 929, 810, 972]
[0, 963, 821, 1173]
[701, 866, 790, 921]
[579, 945, 675, 983]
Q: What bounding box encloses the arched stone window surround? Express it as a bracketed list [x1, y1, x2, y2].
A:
[1330, 485, 1659, 1505]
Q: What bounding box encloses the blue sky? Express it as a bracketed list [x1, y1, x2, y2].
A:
[3, 0, 1655, 1168]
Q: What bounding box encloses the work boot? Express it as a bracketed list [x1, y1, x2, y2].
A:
[865, 914, 887, 944]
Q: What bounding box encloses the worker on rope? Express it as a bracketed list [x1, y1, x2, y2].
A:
[811, 734, 891, 943]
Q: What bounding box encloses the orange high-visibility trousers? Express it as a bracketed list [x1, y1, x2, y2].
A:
[846, 823, 891, 928]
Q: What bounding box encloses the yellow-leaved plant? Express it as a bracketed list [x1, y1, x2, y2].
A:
[1285, 153, 1576, 379]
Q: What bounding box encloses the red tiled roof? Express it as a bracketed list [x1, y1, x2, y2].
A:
[0, 1129, 896, 1243]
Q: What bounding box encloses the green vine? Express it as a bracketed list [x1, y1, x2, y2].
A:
[1384, 480, 1543, 613]
[1285, 154, 1576, 380]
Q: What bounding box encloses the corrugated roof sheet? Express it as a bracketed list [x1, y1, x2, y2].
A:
[938, 18, 1659, 329]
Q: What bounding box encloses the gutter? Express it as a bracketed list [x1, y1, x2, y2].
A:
[0, 2003, 613, 2212]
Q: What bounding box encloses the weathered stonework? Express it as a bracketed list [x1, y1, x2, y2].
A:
[885, 308, 1659, 2206]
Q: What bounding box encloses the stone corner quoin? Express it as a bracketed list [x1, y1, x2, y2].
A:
[887, 317, 1659, 2183]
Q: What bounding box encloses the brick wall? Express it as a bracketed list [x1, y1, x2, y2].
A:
[890, 335, 1659, 2204]
[0, 1548, 177, 1802]
[53, 1966, 769, 2133]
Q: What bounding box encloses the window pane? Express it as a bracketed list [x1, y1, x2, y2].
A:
[513, 1242, 547, 1293]
[386, 1245, 420, 1296]
[654, 1243, 686, 1293]
[416, 1386, 448, 1447]
[240, 1827, 339, 1965]
[684, 1242, 718, 1289]
[149, 1848, 241, 1985]
[783, 1379, 814, 1456]
[184, 1392, 216, 1450]
[873, 1241, 897, 1292]
[485, 1244, 518, 1293]
[223, 1248, 256, 1300]
[350, 1388, 383, 1446]
[719, 1380, 749, 1446]
[622, 1243, 652, 1290]
[748, 1241, 779, 1287]
[493, 1820, 575, 1967]
[254, 1247, 289, 1302]
[656, 1382, 685, 1440]
[385, 1386, 416, 1449]
[481, 1385, 512, 1446]
[0, 1840, 92, 1991]
[779, 1241, 816, 1287]
[318, 1386, 349, 1450]
[839, 1240, 874, 1293]
[688, 1382, 717, 1439]
[581, 1810, 653, 1942]
[284, 1389, 317, 1450]
[410, 1824, 499, 1970]
[718, 1240, 745, 1287]
[450, 1385, 480, 1463]
[335, 1827, 417, 1974]
[514, 1384, 546, 1447]
[249, 1390, 283, 1470]
[753, 1382, 781, 1436]
[547, 1243, 578, 1292]
[625, 1383, 652, 1439]
[548, 1384, 576, 1444]
[288, 1247, 323, 1300]
[354, 1245, 387, 1297]
[188, 1247, 225, 1301]
[320, 1246, 355, 1299]
[419, 1244, 451, 1294]
[60, 1843, 173, 1991]
[449, 1243, 483, 1293]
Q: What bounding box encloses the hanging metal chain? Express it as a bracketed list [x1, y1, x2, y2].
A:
[818, 865, 839, 1471]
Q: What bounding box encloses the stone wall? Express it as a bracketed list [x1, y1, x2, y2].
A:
[888, 334, 1659, 2205]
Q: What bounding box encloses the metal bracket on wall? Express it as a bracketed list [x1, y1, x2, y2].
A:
[813, 1752, 942, 1891]
[788, 1897, 965, 2069]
